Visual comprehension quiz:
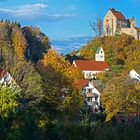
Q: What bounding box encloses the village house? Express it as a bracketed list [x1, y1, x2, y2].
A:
[73, 47, 109, 112]
[104, 8, 140, 39]
[0, 69, 20, 90]
[73, 47, 109, 79]
[129, 69, 140, 82]
[76, 79, 100, 113]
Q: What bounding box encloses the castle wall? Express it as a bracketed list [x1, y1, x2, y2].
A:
[121, 27, 138, 39]
[104, 10, 117, 36]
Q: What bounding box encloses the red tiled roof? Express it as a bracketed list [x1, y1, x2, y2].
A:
[74, 60, 109, 71]
[76, 79, 89, 89]
[110, 9, 126, 20]
[0, 69, 6, 79]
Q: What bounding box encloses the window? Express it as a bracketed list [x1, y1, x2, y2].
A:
[95, 96, 98, 101]
[85, 72, 91, 79]
[88, 89, 92, 93]
[87, 97, 92, 102]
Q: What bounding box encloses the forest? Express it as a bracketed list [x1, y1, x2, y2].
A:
[0, 20, 140, 140]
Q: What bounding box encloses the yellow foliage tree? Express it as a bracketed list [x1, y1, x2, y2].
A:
[12, 26, 26, 58]
[37, 49, 83, 116]
[101, 74, 138, 122]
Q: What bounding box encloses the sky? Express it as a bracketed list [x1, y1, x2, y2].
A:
[0, 0, 140, 54]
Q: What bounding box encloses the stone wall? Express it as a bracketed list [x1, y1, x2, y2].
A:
[104, 10, 117, 36]
[121, 27, 138, 39]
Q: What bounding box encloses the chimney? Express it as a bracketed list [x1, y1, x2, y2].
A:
[109, 8, 115, 11]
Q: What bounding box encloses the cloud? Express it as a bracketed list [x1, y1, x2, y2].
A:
[64, 5, 77, 11]
[51, 36, 93, 54]
[0, 3, 75, 23]
[18, 3, 48, 12]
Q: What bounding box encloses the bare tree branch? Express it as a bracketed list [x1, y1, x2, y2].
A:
[89, 18, 103, 38]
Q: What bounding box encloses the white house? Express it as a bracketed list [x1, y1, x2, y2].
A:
[129, 69, 140, 82]
[76, 79, 100, 113]
[72, 47, 108, 79]
[0, 70, 19, 90]
[73, 60, 109, 79]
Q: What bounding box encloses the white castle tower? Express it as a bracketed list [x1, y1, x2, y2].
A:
[95, 47, 105, 61]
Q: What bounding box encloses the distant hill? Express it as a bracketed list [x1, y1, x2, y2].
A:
[52, 36, 92, 54]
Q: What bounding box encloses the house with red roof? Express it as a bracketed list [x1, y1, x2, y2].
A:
[104, 8, 140, 39]
[73, 47, 109, 79]
[73, 60, 109, 79]
[76, 79, 100, 113]
[72, 47, 109, 112]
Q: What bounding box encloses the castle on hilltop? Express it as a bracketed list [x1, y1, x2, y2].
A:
[104, 8, 140, 39]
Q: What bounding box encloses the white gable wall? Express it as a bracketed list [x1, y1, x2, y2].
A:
[104, 9, 117, 36]
[82, 81, 100, 109]
[0, 72, 15, 87]
[72, 60, 77, 67]
[95, 47, 105, 61]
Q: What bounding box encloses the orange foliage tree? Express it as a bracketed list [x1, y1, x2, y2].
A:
[37, 49, 83, 116]
[12, 25, 26, 58]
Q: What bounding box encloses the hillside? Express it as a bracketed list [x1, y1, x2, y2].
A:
[1, 20, 140, 140]
[0, 20, 85, 139]
[68, 33, 140, 75]
[0, 20, 53, 107]
[71, 33, 140, 121]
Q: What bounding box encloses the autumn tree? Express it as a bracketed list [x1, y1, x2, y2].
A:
[37, 49, 83, 117]
[22, 26, 51, 62]
[12, 25, 26, 58]
[0, 20, 11, 42]
[101, 74, 139, 121]
[0, 86, 19, 118]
